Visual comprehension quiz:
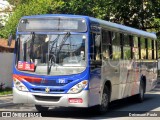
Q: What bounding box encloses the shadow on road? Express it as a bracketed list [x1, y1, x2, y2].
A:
[39, 92, 160, 119]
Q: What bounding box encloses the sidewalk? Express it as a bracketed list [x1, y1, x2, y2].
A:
[0, 95, 14, 108]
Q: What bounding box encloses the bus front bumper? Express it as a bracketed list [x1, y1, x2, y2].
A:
[13, 87, 89, 107]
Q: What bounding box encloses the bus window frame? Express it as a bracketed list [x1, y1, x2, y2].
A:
[120, 33, 123, 59]
[138, 37, 141, 59]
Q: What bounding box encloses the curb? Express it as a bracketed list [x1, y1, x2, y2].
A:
[0, 102, 16, 108]
[0, 94, 13, 97]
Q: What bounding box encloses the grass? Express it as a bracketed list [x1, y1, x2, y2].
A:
[0, 87, 12, 96]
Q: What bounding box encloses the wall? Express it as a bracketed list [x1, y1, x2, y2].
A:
[0, 53, 14, 88]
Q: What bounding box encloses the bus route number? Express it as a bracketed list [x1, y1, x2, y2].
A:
[57, 79, 67, 84]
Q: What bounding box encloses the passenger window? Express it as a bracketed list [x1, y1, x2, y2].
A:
[112, 32, 121, 60]
[90, 32, 101, 61]
[102, 30, 110, 60]
[154, 40, 157, 59]
[148, 39, 152, 59]
[133, 36, 139, 59]
[140, 37, 146, 59]
[95, 34, 101, 60]
[123, 34, 131, 59]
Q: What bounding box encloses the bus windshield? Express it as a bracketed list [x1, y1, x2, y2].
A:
[17, 33, 86, 75]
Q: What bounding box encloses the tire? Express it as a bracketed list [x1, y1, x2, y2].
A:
[136, 80, 145, 103]
[93, 86, 110, 114]
[35, 105, 49, 112]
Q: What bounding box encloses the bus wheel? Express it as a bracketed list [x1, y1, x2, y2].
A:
[35, 105, 49, 112]
[136, 80, 145, 102]
[94, 86, 109, 114]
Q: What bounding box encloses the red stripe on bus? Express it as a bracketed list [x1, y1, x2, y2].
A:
[13, 74, 42, 83]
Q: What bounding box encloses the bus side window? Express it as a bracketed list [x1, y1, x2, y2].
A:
[133, 36, 139, 59]
[140, 37, 146, 59]
[112, 32, 121, 60]
[154, 40, 157, 59]
[90, 32, 101, 61]
[102, 30, 110, 60]
[148, 39, 152, 60]
[90, 33, 95, 60]
[95, 34, 101, 60]
[123, 34, 131, 59]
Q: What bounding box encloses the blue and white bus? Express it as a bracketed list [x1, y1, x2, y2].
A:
[11, 14, 157, 113]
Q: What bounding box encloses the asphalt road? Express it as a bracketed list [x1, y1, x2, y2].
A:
[0, 87, 160, 120]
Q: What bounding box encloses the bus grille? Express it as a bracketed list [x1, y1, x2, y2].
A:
[31, 88, 65, 93]
[30, 80, 73, 86]
[34, 95, 61, 102]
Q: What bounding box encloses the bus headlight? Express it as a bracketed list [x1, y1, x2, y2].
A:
[13, 78, 29, 92]
[67, 80, 88, 94]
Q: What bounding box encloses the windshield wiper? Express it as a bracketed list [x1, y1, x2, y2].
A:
[48, 32, 71, 74]
[48, 35, 60, 74]
[54, 32, 71, 63]
[49, 35, 60, 53]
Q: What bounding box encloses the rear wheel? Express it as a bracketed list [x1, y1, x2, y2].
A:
[35, 105, 49, 112]
[136, 80, 145, 102]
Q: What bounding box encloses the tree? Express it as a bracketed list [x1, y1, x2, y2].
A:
[1, 0, 160, 38]
[105, 0, 160, 31]
[0, 0, 62, 38]
[1, 0, 112, 38]
[7, 0, 29, 7]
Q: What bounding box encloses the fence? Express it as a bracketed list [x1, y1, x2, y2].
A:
[0, 53, 13, 88]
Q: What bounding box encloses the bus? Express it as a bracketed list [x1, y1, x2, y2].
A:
[9, 14, 157, 113]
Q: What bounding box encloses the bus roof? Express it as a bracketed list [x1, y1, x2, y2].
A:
[89, 17, 157, 39]
[21, 14, 157, 39]
[21, 14, 87, 19]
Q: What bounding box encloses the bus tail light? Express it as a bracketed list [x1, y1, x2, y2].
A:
[68, 98, 83, 103]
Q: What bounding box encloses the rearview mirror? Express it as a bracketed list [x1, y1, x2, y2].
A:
[8, 34, 13, 46]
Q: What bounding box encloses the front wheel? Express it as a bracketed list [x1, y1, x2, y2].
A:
[93, 86, 110, 114]
[35, 105, 49, 112]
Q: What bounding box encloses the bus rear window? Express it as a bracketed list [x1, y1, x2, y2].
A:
[18, 18, 87, 32]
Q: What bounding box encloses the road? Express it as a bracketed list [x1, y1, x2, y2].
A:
[0, 87, 160, 120]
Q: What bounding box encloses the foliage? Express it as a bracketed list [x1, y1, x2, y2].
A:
[0, 87, 12, 95]
[7, 0, 29, 7]
[0, 0, 63, 38]
[106, 0, 160, 31]
[1, 0, 109, 38]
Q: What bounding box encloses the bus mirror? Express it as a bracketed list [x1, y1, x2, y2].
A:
[8, 34, 13, 46]
[95, 35, 101, 47]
